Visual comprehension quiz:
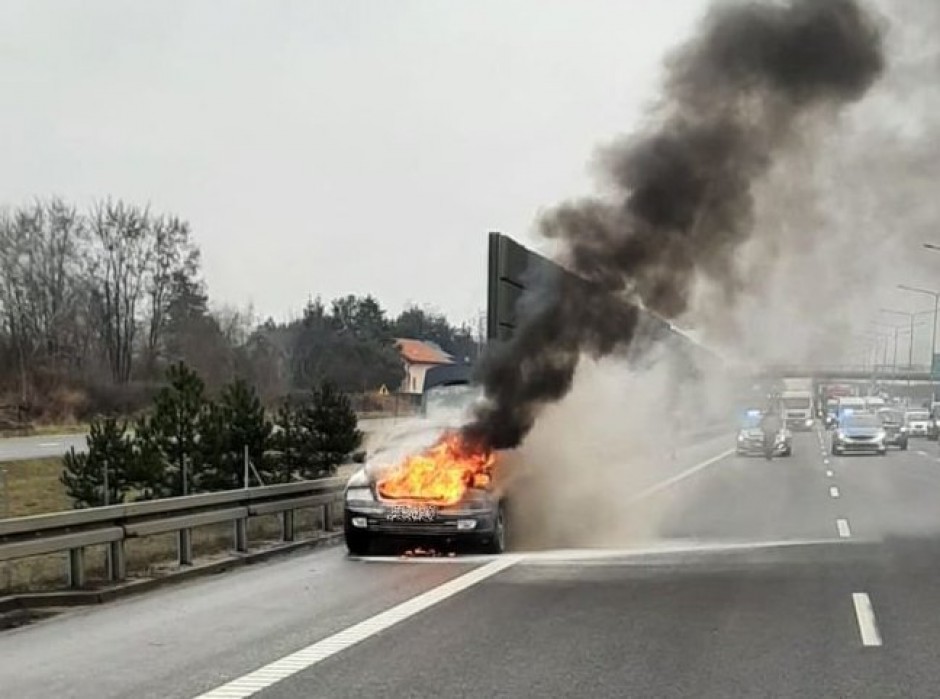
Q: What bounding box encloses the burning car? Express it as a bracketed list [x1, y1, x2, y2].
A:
[344, 379, 509, 555]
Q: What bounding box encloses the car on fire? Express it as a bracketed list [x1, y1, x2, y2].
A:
[831, 412, 887, 456]
[735, 410, 792, 457]
[343, 373, 509, 556]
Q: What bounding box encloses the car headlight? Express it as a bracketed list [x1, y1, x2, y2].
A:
[900, 426, 908, 433]
[737, 433, 745, 442]
[874, 430, 886, 441]
[346, 486, 375, 502]
[836, 430, 846, 440]
[805, 418, 814, 427]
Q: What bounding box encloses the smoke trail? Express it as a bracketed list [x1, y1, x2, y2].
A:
[463, 0, 884, 452]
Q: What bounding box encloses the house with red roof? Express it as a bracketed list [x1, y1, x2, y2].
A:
[395, 338, 454, 394]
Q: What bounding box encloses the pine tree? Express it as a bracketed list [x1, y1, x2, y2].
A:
[306, 381, 362, 478]
[60, 417, 135, 508]
[148, 361, 207, 495]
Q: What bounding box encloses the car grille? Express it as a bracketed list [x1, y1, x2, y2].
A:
[845, 436, 875, 442]
[367, 518, 460, 535]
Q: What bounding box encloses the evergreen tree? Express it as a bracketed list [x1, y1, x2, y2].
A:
[306, 381, 362, 478]
[60, 417, 135, 508]
[148, 361, 207, 495]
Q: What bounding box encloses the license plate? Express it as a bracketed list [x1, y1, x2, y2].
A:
[385, 505, 438, 522]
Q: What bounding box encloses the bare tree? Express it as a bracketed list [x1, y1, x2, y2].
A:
[0, 199, 88, 399]
[87, 200, 153, 384]
[145, 215, 198, 374]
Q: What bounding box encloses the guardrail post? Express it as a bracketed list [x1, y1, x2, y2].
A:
[234, 518, 248, 553]
[68, 547, 86, 589]
[281, 510, 295, 542]
[323, 502, 336, 532]
[178, 529, 193, 566]
[108, 540, 126, 582]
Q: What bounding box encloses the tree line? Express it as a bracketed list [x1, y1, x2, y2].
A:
[61, 362, 363, 508]
[0, 196, 481, 423]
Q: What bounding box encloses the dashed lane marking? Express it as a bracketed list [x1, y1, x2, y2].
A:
[830, 486, 840, 498]
[826, 470, 834, 477]
[852, 592, 883, 647]
[193, 556, 522, 698]
[837, 519, 851, 538]
[918, 450, 928, 457]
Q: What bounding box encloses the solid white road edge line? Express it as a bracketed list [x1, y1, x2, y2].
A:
[852, 592, 883, 647]
[192, 556, 522, 699]
[627, 449, 735, 503]
[830, 486, 840, 498]
[836, 518, 851, 538]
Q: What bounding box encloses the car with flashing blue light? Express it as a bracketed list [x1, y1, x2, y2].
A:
[735, 409, 792, 457]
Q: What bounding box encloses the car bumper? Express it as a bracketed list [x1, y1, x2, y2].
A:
[344, 503, 499, 540]
[736, 440, 790, 456]
[833, 440, 886, 453]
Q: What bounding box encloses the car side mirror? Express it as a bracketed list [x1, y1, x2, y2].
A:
[352, 450, 367, 464]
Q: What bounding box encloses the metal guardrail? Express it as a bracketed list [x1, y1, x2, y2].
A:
[0, 479, 346, 589]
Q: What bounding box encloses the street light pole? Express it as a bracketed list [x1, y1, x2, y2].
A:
[898, 284, 940, 400]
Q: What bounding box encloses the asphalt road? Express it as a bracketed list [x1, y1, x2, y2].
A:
[5, 428, 940, 697]
[0, 433, 87, 462]
[0, 418, 397, 464]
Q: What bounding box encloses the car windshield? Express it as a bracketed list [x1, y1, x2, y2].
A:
[879, 411, 903, 423]
[422, 383, 482, 419]
[844, 415, 881, 428]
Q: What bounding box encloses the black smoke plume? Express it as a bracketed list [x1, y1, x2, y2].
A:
[462, 0, 884, 452]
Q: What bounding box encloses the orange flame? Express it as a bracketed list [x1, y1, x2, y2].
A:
[376, 432, 496, 506]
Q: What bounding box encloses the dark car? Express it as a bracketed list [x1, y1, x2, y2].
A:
[832, 413, 887, 456]
[344, 465, 507, 555]
[877, 409, 909, 450]
[735, 410, 792, 457]
[343, 381, 509, 556]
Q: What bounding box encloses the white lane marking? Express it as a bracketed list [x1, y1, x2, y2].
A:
[837, 519, 851, 538]
[830, 486, 840, 498]
[193, 556, 521, 698]
[628, 449, 735, 503]
[824, 458, 830, 465]
[852, 592, 883, 647]
[826, 470, 834, 477]
[918, 450, 928, 457]
[38, 442, 61, 448]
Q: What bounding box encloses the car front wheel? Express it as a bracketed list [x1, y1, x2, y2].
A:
[482, 503, 507, 554]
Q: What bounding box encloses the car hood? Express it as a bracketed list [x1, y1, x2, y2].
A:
[841, 427, 883, 437]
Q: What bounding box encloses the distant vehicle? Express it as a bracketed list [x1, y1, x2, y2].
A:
[781, 378, 814, 431]
[928, 402, 940, 441]
[736, 410, 792, 457]
[837, 396, 867, 420]
[877, 408, 909, 450]
[865, 396, 887, 412]
[905, 410, 931, 438]
[832, 413, 887, 456]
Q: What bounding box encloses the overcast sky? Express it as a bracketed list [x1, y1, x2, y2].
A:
[0, 0, 713, 325]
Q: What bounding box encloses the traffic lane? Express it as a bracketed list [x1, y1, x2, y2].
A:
[649, 431, 836, 543]
[0, 546, 481, 699]
[0, 433, 86, 462]
[827, 437, 940, 541]
[259, 543, 909, 699]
